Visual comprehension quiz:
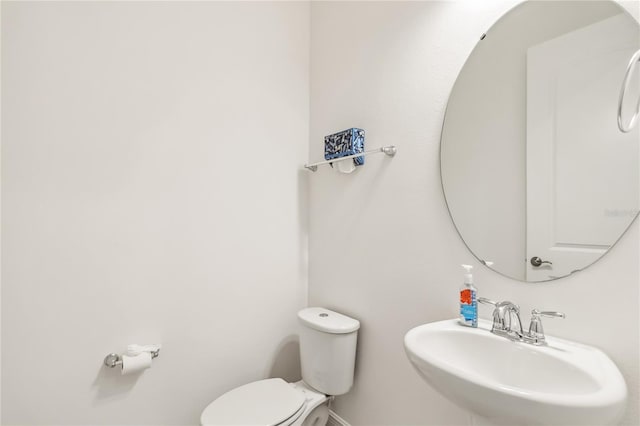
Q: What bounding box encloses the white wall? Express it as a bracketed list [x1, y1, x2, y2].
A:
[1, 2, 309, 424]
[309, 1, 639, 425]
[0, 2, 3, 421]
[3, 2, 639, 426]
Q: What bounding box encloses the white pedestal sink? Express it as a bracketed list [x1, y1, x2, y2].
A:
[404, 319, 627, 426]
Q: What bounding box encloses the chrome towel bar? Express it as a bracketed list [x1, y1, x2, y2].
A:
[304, 145, 397, 172]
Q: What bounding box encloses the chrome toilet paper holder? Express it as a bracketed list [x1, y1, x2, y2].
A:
[103, 349, 160, 368]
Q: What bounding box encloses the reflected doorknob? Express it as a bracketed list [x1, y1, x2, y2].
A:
[530, 257, 553, 267]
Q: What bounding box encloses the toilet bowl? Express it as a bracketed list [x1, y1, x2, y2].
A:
[200, 379, 329, 426]
[200, 307, 359, 426]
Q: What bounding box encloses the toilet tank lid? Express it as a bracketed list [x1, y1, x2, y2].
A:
[298, 307, 360, 334]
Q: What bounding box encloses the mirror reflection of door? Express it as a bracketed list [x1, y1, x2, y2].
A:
[440, 0, 640, 282]
[526, 13, 640, 281]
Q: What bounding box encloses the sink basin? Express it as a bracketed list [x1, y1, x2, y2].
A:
[404, 319, 627, 426]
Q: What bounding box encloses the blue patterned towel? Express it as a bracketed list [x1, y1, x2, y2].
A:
[324, 128, 365, 166]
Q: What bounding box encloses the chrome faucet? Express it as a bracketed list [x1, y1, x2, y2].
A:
[479, 298, 524, 341]
[479, 297, 565, 345]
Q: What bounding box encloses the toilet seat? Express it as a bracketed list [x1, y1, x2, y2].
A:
[200, 378, 307, 426]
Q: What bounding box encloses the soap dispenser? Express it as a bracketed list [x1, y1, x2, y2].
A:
[459, 264, 478, 327]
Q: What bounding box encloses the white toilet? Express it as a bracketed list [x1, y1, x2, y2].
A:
[200, 307, 360, 426]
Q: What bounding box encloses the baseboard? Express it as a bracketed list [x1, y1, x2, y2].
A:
[327, 409, 351, 426]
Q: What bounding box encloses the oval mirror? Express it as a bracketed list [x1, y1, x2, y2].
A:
[441, 0, 640, 282]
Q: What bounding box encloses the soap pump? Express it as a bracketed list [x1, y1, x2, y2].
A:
[459, 264, 478, 327]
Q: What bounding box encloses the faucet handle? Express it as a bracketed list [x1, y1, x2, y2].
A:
[478, 297, 497, 306]
[535, 310, 566, 319]
[478, 297, 502, 332]
[527, 309, 565, 345]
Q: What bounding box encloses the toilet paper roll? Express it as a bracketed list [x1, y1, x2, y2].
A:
[336, 159, 356, 174]
[121, 352, 152, 375]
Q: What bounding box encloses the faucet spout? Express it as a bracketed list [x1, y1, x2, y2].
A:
[491, 301, 523, 340]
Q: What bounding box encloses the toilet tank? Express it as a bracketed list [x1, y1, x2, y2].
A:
[297, 307, 360, 396]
